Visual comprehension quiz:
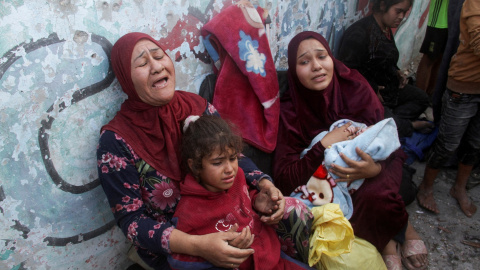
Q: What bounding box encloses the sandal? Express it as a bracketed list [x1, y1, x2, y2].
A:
[382, 242, 402, 270]
[401, 240, 428, 270]
[383, 254, 402, 270]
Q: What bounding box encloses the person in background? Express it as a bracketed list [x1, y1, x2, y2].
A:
[273, 31, 428, 270]
[417, 0, 479, 218]
[416, 0, 449, 97]
[96, 32, 301, 269]
[169, 115, 312, 270]
[337, 0, 433, 138]
[431, 0, 465, 123]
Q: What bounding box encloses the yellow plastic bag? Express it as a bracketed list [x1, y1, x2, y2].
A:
[316, 237, 387, 270]
[308, 203, 354, 266]
[308, 203, 386, 270]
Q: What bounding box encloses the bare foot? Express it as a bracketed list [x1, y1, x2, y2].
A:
[416, 184, 439, 214]
[450, 187, 477, 217]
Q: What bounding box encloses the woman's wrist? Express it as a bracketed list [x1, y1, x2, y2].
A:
[372, 162, 382, 178]
[257, 178, 274, 191]
[189, 234, 202, 257]
[169, 228, 201, 256]
[320, 138, 330, 148]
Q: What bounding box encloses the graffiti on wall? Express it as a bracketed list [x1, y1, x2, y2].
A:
[0, 0, 428, 268]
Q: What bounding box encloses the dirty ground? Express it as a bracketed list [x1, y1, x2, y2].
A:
[407, 161, 480, 270]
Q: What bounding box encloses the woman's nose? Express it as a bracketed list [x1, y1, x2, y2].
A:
[312, 59, 322, 70]
[151, 59, 164, 74]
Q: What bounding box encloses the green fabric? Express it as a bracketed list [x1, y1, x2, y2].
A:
[428, 0, 449, 28]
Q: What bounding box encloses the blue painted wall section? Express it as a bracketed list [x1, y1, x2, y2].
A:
[0, 0, 428, 268]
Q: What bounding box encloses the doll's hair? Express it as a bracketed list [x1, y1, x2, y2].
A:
[181, 115, 243, 176]
[372, 0, 413, 13]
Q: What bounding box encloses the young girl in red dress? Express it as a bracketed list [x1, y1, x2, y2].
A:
[169, 115, 312, 270]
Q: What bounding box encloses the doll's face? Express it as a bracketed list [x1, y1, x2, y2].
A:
[295, 38, 334, 91]
[306, 176, 333, 205]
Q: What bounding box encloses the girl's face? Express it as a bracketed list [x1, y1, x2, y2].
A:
[381, 0, 411, 28]
[130, 39, 176, 106]
[295, 38, 334, 91]
[196, 146, 238, 192]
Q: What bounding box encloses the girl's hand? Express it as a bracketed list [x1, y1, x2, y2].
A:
[227, 224, 255, 249]
[194, 230, 254, 268]
[330, 147, 382, 184]
[257, 179, 285, 225]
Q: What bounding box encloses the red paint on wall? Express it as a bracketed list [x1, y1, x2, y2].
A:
[158, 15, 202, 53]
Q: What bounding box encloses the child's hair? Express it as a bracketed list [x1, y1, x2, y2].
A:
[181, 115, 243, 176]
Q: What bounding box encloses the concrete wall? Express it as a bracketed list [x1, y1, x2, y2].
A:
[0, 0, 428, 269]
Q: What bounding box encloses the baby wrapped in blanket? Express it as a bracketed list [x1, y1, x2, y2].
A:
[291, 118, 400, 219]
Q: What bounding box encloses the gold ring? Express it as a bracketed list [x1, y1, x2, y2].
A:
[347, 174, 350, 179]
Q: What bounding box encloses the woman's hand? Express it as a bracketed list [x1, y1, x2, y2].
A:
[397, 70, 408, 89]
[254, 191, 280, 218]
[227, 224, 255, 249]
[170, 228, 254, 268]
[257, 179, 285, 225]
[330, 147, 382, 184]
[320, 121, 357, 148]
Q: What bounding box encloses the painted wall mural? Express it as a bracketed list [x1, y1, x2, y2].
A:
[0, 0, 428, 269]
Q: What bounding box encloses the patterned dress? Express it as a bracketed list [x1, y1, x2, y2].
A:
[97, 105, 312, 269]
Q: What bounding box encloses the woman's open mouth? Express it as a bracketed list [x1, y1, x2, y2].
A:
[312, 74, 326, 82]
[153, 78, 168, 88]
